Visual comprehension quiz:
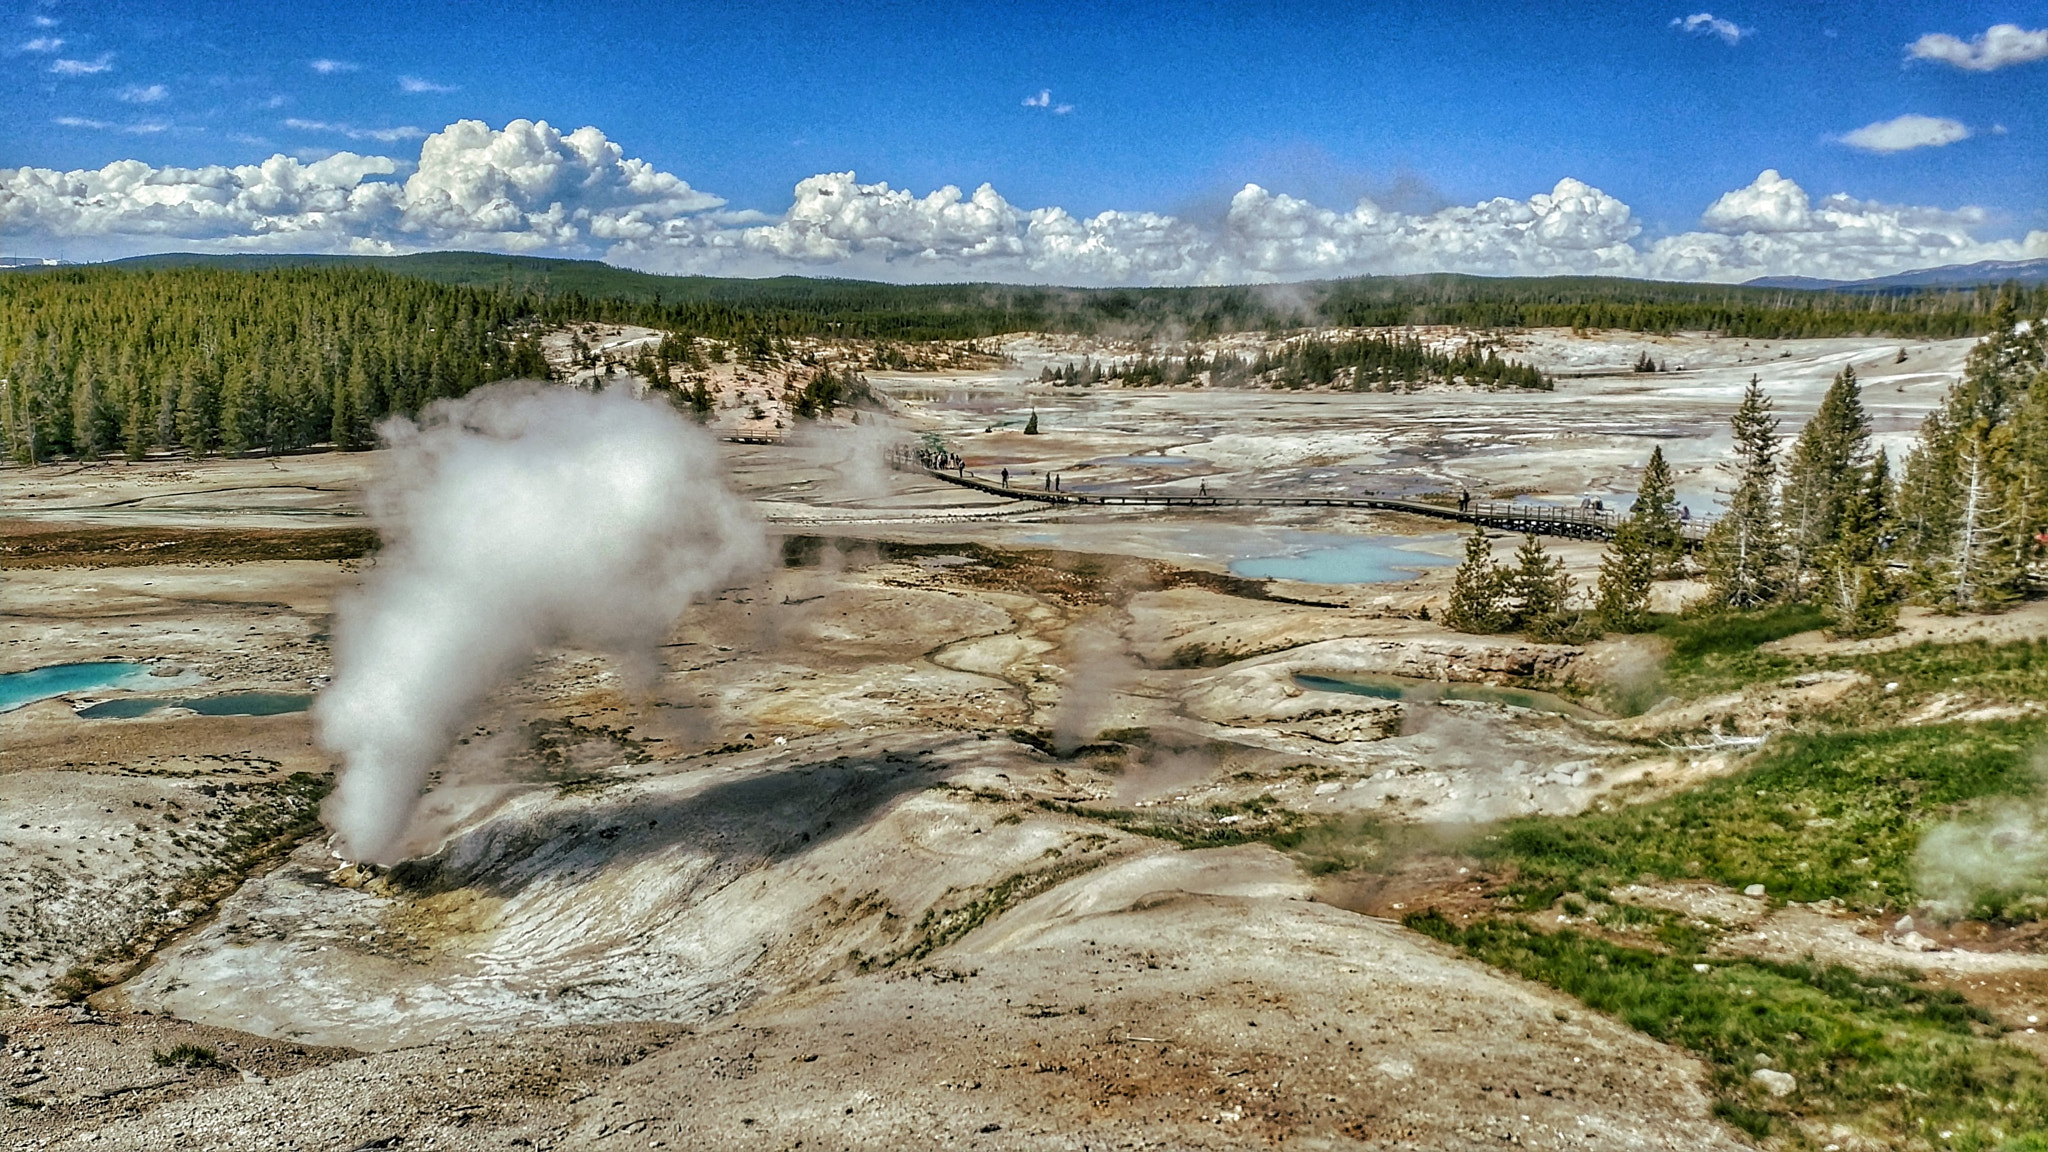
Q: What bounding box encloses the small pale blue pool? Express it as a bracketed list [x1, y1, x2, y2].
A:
[1229, 537, 1449, 584]
[0, 662, 155, 713]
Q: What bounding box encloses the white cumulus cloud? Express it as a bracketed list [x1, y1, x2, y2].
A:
[50, 54, 112, 75]
[1644, 169, 2045, 282]
[1022, 89, 1074, 114]
[1672, 13, 1748, 45]
[6, 119, 2043, 283]
[22, 36, 63, 51]
[1839, 114, 1972, 154]
[396, 119, 728, 251]
[116, 83, 167, 104]
[1909, 24, 2048, 71]
[0, 152, 406, 251]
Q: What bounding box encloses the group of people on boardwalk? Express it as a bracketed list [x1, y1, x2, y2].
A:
[915, 445, 968, 477]
[995, 467, 1063, 493]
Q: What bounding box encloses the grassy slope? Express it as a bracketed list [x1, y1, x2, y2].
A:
[1264, 609, 2048, 1150]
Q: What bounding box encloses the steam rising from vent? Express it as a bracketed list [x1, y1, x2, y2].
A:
[315, 382, 767, 864]
[1051, 618, 1138, 755]
[1916, 750, 2048, 919]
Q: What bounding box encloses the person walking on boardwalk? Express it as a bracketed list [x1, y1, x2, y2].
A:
[1001, 468, 1009, 487]
[1459, 488, 1470, 512]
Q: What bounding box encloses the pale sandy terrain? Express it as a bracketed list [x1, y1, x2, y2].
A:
[0, 328, 2006, 1149]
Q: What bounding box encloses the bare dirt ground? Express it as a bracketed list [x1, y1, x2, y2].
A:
[0, 330, 1997, 1149]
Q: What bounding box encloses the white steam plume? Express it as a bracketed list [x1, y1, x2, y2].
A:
[315, 382, 767, 864]
[1915, 749, 2048, 919]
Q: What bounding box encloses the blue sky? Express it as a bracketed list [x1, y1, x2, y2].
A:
[4, 0, 2045, 282]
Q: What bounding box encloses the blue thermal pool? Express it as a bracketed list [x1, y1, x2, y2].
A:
[76, 692, 314, 719]
[1229, 537, 1449, 584]
[0, 662, 155, 713]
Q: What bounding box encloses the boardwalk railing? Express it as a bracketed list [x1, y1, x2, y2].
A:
[886, 445, 1713, 544]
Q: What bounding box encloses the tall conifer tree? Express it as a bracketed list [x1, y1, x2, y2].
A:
[1704, 375, 1783, 609]
[1782, 366, 1872, 593]
[1631, 445, 1683, 571]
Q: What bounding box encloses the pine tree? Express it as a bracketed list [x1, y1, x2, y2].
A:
[1595, 518, 1657, 632]
[1444, 527, 1510, 633]
[175, 363, 218, 457]
[1899, 299, 2047, 596]
[1704, 375, 1783, 608]
[218, 361, 255, 456]
[121, 383, 151, 461]
[1781, 366, 1872, 593]
[686, 378, 715, 422]
[1024, 410, 1040, 435]
[1816, 449, 1899, 637]
[1631, 445, 1683, 571]
[1505, 533, 1573, 633]
[70, 368, 105, 460]
[1941, 435, 2021, 611]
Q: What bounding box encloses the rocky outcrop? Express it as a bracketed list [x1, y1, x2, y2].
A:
[1182, 635, 1581, 729]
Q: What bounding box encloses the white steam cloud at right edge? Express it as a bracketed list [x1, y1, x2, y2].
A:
[314, 382, 767, 865]
[1915, 748, 2048, 919]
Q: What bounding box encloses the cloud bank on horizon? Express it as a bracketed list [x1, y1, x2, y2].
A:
[3, 118, 2043, 286]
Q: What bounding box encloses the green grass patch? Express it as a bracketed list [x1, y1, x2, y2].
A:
[1477, 720, 2047, 913]
[856, 855, 1106, 970]
[1838, 639, 2048, 723]
[1653, 604, 1828, 697]
[1409, 912, 2048, 1150]
[151, 1043, 223, 1069]
[1641, 611, 2048, 719]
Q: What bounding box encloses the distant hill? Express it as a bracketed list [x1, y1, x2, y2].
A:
[1747, 257, 2048, 293]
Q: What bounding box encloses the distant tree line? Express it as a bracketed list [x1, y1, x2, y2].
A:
[1040, 334, 1548, 391]
[2, 266, 549, 463]
[76, 253, 2048, 342]
[1314, 276, 2044, 341]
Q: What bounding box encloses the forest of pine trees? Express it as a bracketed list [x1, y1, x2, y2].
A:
[1038, 334, 1548, 391]
[141, 253, 2039, 342]
[1, 266, 552, 463]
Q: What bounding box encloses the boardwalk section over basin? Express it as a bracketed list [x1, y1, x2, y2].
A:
[888, 445, 1710, 544]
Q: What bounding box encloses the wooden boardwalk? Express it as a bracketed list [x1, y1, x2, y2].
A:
[890, 447, 1710, 544]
